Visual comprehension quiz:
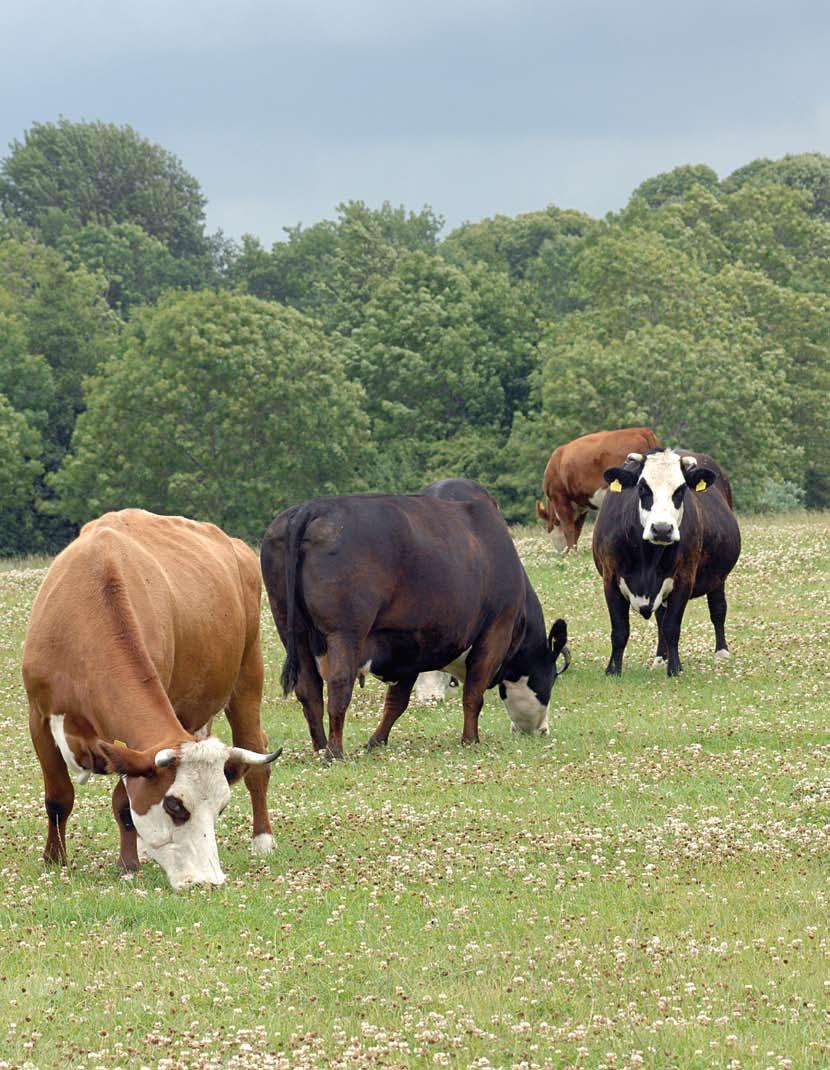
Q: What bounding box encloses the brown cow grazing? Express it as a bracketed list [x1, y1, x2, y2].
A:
[22, 510, 281, 890]
[536, 427, 660, 552]
[260, 487, 569, 758]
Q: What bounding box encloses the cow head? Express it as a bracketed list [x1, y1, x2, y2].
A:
[604, 449, 716, 546]
[499, 619, 570, 735]
[96, 737, 281, 890]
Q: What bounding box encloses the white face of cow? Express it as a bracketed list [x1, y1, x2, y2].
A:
[550, 523, 568, 553]
[636, 451, 691, 545]
[125, 739, 232, 890]
[500, 677, 549, 735]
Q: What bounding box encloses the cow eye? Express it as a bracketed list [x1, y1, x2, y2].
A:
[638, 482, 654, 509]
[163, 795, 191, 825]
[672, 485, 687, 508]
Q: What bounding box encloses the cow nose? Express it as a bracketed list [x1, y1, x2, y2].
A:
[650, 522, 674, 542]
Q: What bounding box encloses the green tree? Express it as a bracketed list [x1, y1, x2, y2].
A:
[345, 252, 537, 489]
[0, 239, 118, 464]
[0, 393, 42, 555]
[0, 119, 209, 260]
[723, 152, 830, 220]
[56, 221, 195, 316]
[627, 163, 720, 210]
[51, 291, 372, 540]
[229, 201, 444, 333]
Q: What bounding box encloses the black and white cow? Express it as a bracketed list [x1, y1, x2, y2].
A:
[592, 448, 741, 676]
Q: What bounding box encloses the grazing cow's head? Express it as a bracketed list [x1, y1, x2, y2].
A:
[604, 449, 716, 546]
[97, 737, 281, 890]
[499, 619, 570, 735]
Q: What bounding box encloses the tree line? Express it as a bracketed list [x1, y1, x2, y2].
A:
[1, 120, 827, 553]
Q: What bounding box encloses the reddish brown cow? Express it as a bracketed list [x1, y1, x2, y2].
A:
[536, 428, 660, 551]
[22, 510, 281, 889]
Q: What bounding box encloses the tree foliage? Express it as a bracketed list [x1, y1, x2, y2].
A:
[51, 291, 372, 541]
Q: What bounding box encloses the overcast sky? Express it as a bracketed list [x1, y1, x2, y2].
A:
[2, 1, 829, 245]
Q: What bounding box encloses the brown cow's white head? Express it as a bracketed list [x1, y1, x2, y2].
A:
[98, 737, 281, 890]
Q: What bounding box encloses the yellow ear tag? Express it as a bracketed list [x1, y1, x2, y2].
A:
[609, 479, 622, 493]
[113, 739, 127, 749]
[695, 479, 707, 492]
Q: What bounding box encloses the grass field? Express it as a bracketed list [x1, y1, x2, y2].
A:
[0, 513, 827, 1070]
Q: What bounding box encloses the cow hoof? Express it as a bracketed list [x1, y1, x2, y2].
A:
[605, 666, 621, 677]
[251, 833, 274, 855]
[365, 736, 387, 751]
[460, 735, 480, 746]
[650, 656, 667, 670]
[715, 648, 731, 662]
[324, 748, 344, 762]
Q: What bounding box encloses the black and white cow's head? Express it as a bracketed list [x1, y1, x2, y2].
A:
[604, 449, 717, 546]
[498, 619, 570, 735]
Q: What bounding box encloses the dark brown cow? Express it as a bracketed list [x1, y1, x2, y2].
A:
[260, 489, 569, 758]
[593, 448, 741, 676]
[536, 427, 660, 551]
[22, 510, 281, 889]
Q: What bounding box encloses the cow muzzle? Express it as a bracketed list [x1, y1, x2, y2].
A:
[644, 521, 678, 545]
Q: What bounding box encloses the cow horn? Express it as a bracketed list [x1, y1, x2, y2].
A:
[680, 455, 697, 469]
[155, 748, 178, 768]
[556, 643, 572, 675]
[227, 746, 283, 765]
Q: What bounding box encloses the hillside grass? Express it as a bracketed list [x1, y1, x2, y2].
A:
[0, 513, 827, 1070]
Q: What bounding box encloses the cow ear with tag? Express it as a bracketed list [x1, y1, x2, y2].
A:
[95, 739, 160, 778]
[683, 466, 717, 493]
[603, 467, 638, 491]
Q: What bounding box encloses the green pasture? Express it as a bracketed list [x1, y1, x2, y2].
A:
[0, 514, 827, 1069]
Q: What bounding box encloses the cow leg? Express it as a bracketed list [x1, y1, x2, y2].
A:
[707, 584, 730, 659]
[366, 676, 417, 749]
[112, 778, 139, 873]
[604, 578, 630, 676]
[324, 633, 360, 759]
[573, 509, 589, 549]
[551, 492, 578, 551]
[226, 640, 274, 851]
[460, 621, 514, 743]
[652, 604, 668, 667]
[291, 630, 328, 753]
[661, 587, 691, 677]
[28, 702, 74, 865]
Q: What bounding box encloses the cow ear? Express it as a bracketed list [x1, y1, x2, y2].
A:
[223, 759, 247, 786]
[548, 617, 567, 656]
[684, 466, 717, 492]
[604, 467, 638, 491]
[95, 740, 159, 778]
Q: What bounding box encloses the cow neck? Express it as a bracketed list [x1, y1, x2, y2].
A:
[89, 671, 193, 752]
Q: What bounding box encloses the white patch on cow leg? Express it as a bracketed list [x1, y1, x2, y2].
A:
[619, 578, 650, 613]
[715, 648, 731, 662]
[314, 654, 329, 680]
[251, 833, 274, 854]
[49, 715, 91, 784]
[356, 659, 372, 685]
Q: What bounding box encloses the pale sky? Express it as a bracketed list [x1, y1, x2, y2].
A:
[3, 0, 829, 244]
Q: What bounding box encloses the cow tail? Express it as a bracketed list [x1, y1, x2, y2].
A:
[279, 506, 311, 698]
